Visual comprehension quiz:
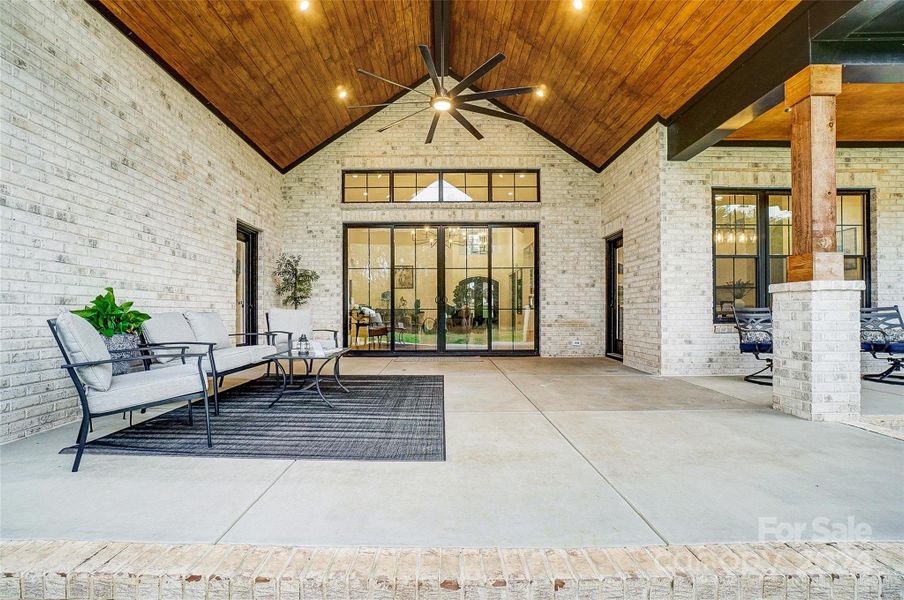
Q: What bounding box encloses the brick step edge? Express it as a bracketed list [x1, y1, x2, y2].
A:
[1, 541, 902, 600]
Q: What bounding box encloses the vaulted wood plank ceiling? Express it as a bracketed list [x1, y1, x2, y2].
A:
[97, 0, 800, 171]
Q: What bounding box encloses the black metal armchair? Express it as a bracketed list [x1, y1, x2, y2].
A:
[49, 317, 212, 472]
[733, 307, 773, 386]
[860, 306, 904, 386]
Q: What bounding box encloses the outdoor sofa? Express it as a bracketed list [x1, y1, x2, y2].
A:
[49, 312, 211, 472]
[141, 311, 280, 413]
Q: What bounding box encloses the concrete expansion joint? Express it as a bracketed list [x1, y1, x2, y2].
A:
[1, 540, 902, 600]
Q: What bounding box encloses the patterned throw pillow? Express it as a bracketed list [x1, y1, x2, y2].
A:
[740, 329, 772, 344]
[862, 328, 904, 344]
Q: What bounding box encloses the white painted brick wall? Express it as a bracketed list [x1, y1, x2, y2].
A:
[599, 127, 663, 374]
[0, 0, 282, 442]
[281, 79, 604, 358]
[771, 279, 864, 421]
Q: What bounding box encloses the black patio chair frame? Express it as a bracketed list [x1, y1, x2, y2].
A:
[733, 307, 773, 386]
[48, 318, 211, 472]
[264, 312, 339, 383]
[860, 306, 904, 386]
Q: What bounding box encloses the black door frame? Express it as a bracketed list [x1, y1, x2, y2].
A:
[236, 222, 259, 345]
[342, 222, 540, 356]
[606, 232, 624, 360]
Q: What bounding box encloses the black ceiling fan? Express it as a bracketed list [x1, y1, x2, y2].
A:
[348, 44, 536, 143]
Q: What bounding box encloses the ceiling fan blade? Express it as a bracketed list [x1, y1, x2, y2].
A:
[347, 101, 426, 109]
[455, 87, 536, 103]
[425, 113, 441, 144]
[448, 108, 484, 140]
[417, 44, 443, 94]
[457, 103, 526, 123]
[377, 107, 431, 133]
[448, 53, 505, 96]
[357, 68, 431, 97]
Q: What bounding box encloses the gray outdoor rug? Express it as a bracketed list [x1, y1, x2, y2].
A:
[60, 375, 445, 461]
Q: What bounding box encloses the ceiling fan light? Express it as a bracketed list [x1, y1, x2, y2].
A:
[432, 97, 452, 111]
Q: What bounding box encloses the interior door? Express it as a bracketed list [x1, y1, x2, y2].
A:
[606, 234, 624, 358]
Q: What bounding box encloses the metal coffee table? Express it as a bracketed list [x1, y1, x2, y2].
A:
[263, 347, 350, 408]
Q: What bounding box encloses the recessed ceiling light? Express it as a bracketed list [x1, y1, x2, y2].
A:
[338, 89, 348, 100]
[535, 84, 548, 98]
[572, 0, 584, 9]
[784, 107, 792, 113]
[299, 0, 310, 11]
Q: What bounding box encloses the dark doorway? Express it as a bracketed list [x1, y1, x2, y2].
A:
[606, 233, 624, 359]
[236, 223, 258, 344]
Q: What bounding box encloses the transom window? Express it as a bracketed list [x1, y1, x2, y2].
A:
[342, 169, 540, 203]
[712, 189, 869, 321]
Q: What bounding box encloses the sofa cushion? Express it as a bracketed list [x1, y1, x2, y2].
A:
[268, 308, 313, 351]
[142, 312, 205, 362]
[86, 363, 203, 414]
[246, 344, 278, 363]
[184, 312, 233, 349]
[202, 346, 252, 373]
[56, 312, 112, 392]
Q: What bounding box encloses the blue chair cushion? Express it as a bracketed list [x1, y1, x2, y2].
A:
[740, 342, 772, 354]
[864, 341, 904, 354]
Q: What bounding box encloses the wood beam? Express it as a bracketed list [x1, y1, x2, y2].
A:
[785, 65, 843, 282]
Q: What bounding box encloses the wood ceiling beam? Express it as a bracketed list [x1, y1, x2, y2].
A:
[667, 0, 859, 162]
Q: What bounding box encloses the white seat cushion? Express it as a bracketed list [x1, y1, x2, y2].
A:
[203, 346, 252, 373]
[56, 312, 112, 391]
[141, 312, 206, 362]
[184, 312, 233, 349]
[87, 364, 203, 414]
[246, 344, 278, 363]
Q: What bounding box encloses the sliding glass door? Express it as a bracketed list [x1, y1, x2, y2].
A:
[344, 224, 537, 354]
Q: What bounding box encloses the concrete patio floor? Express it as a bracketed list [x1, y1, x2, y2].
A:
[1, 357, 901, 547]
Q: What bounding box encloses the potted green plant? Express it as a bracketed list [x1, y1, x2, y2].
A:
[72, 288, 151, 375]
[273, 254, 319, 308]
[729, 279, 755, 309]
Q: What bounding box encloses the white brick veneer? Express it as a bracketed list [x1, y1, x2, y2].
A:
[0, 0, 282, 442]
[660, 141, 904, 377]
[281, 79, 604, 359]
[599, 126, 902, 377]
[2, 0, 902, 442]
[770, 279, 865, 421]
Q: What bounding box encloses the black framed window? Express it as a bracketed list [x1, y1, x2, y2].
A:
[342, 169, 540, 203]
[713, 189, 870, 321]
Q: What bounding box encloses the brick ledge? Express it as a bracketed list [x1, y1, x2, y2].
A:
[1, 541, 902, 600]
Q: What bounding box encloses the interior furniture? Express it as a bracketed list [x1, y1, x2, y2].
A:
[861, 306, 904, 386]
[355, 307, 389, 349]
[733, 307, 773, 386]
[264, 347, 350, 407]
[141, 311, 278, 414]
[49, 312, 212, 472]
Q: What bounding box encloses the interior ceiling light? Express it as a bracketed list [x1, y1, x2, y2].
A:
[347, 43, 538, 143]
[572, 0, 584, 9]
[299, 0, 310, 11]
[337, 86, 348, 100]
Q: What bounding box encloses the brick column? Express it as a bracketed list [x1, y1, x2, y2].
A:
[771, 65, 862, 421]
[770, 280, 864, 421]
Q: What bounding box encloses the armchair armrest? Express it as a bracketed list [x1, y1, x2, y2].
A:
[62, 351, 207, 369]
[313, 328, 339, 346]
[141, 341, 216, 349]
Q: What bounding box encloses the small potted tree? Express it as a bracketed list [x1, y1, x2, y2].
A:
[73, 288, 151, 375]
[273, 254, 320, 308]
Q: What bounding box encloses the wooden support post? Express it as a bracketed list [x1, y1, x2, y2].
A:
[784, 65, 843, 282]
